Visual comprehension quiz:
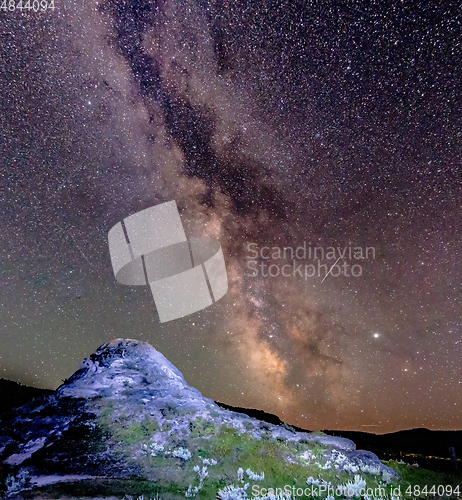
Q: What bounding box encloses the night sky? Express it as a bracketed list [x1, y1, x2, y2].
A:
[1, 0, 461, 434]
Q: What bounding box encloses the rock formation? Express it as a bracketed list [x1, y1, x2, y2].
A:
[0, 339, 399, 499]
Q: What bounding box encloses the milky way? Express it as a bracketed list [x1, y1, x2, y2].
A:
[1, 0, 461, 433]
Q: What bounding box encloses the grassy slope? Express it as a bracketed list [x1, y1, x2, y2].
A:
[10, 416, 462, 499]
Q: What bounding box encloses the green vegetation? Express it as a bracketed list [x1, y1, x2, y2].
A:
[3, 425, 462, 500]
[99, 406, 114, 427]
[159, 402, 177, 418]
[18, 404, 459, 500]
[243, 420, 255, 431]
[112, 417, 159, 445]
[189, 416, 216, 438]
[383, 460, 462, 497]
[95, 398, 159, 446]
[180, 425, 343, 495]
[162, 421, 172, 432]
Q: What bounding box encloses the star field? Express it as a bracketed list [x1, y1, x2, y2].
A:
[0, 0, 461, 433]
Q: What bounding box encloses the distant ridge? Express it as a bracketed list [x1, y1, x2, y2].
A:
[215, 401, 461, 471]
[0, 379, 54, 416]
[215, 401, 287, 428]
[324, 428, 462, 471]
